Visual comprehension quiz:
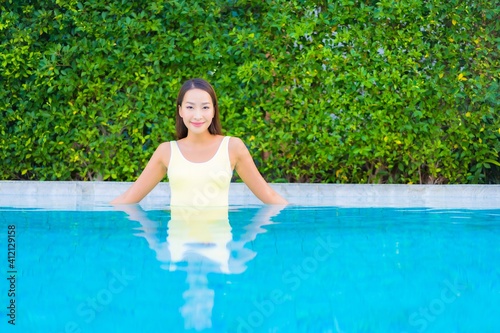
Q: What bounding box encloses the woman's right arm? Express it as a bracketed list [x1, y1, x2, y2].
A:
[110, 142, 171, 204]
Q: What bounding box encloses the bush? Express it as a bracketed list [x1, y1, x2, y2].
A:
[1, 0, 499, 183]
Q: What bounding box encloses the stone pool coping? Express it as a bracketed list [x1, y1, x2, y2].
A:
[0, 181, 499, 209]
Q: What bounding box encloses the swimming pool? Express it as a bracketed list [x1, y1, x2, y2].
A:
[1, 195, 499, 333]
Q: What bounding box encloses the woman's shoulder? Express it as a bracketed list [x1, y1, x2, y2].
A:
[227, 136, 245, 148]
[153, 141, 173, 166]
[227, 136, 249, 157]
[156, 141, 173, 157]
[158, 141, 174, 149]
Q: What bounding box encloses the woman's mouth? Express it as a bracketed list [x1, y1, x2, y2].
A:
[191, 122, 204, 127]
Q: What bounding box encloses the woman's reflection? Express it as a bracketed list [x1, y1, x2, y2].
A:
[117, 204, 285, 331]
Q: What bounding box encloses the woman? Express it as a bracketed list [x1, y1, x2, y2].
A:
[111, 78, 288, 206]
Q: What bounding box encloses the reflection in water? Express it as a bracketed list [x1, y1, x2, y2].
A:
[117, 204, 284, 331]
[168, 207, 232, 273]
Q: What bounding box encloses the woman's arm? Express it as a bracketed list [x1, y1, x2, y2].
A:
[230, 137, 288, 205]
[110, 142, 170, 204]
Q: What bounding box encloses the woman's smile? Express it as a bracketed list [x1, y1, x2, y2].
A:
[191, 121, 205, 127]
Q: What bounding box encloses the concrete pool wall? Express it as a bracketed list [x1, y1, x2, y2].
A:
[0, 181, 499, 209]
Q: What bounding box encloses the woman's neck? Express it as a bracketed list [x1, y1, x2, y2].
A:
[184, 132, 218, 145]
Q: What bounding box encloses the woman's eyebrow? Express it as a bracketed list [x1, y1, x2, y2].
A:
[185, 101, 211, 105]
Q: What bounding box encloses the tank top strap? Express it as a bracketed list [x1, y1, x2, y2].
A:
[215, 136, 230, 161]
[169, 140, 180, 157]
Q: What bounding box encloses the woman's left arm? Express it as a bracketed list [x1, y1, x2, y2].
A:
[230, 137, 288, 205]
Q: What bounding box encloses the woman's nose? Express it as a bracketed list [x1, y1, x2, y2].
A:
[193, 109, 202, 118]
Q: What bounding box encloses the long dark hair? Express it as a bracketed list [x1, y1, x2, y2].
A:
[175, 78, 223, 139]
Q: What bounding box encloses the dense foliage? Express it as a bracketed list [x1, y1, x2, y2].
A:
[1, 0, 499, 183]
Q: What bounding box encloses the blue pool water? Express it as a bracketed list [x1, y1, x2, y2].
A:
[1, 205, 499, 332]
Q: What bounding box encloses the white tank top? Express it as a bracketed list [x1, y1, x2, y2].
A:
[167, 136, 232, 207]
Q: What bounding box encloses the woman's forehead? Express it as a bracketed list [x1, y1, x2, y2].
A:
[183, 89, 212, 104]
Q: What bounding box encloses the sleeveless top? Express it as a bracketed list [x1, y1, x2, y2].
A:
[167, 136, 233, 207]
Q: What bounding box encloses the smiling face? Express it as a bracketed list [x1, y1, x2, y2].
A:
[178, 89, 215, 136]
[175, 79, 222, 139]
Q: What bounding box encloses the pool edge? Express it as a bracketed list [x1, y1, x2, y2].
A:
[0, 181, 498, 209]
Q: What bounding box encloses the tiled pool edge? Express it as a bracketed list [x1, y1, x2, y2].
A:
[0, 181, 499, 209]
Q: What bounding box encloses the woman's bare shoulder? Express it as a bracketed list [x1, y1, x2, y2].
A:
[228, 136, 247, 154]
[228, 136, 246, 146]
[159, 141, 173, 147]
[157, 141, 173, 152]
[155, 141, 173, 166]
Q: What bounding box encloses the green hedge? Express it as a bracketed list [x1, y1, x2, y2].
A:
[1, 0, 499, 183]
